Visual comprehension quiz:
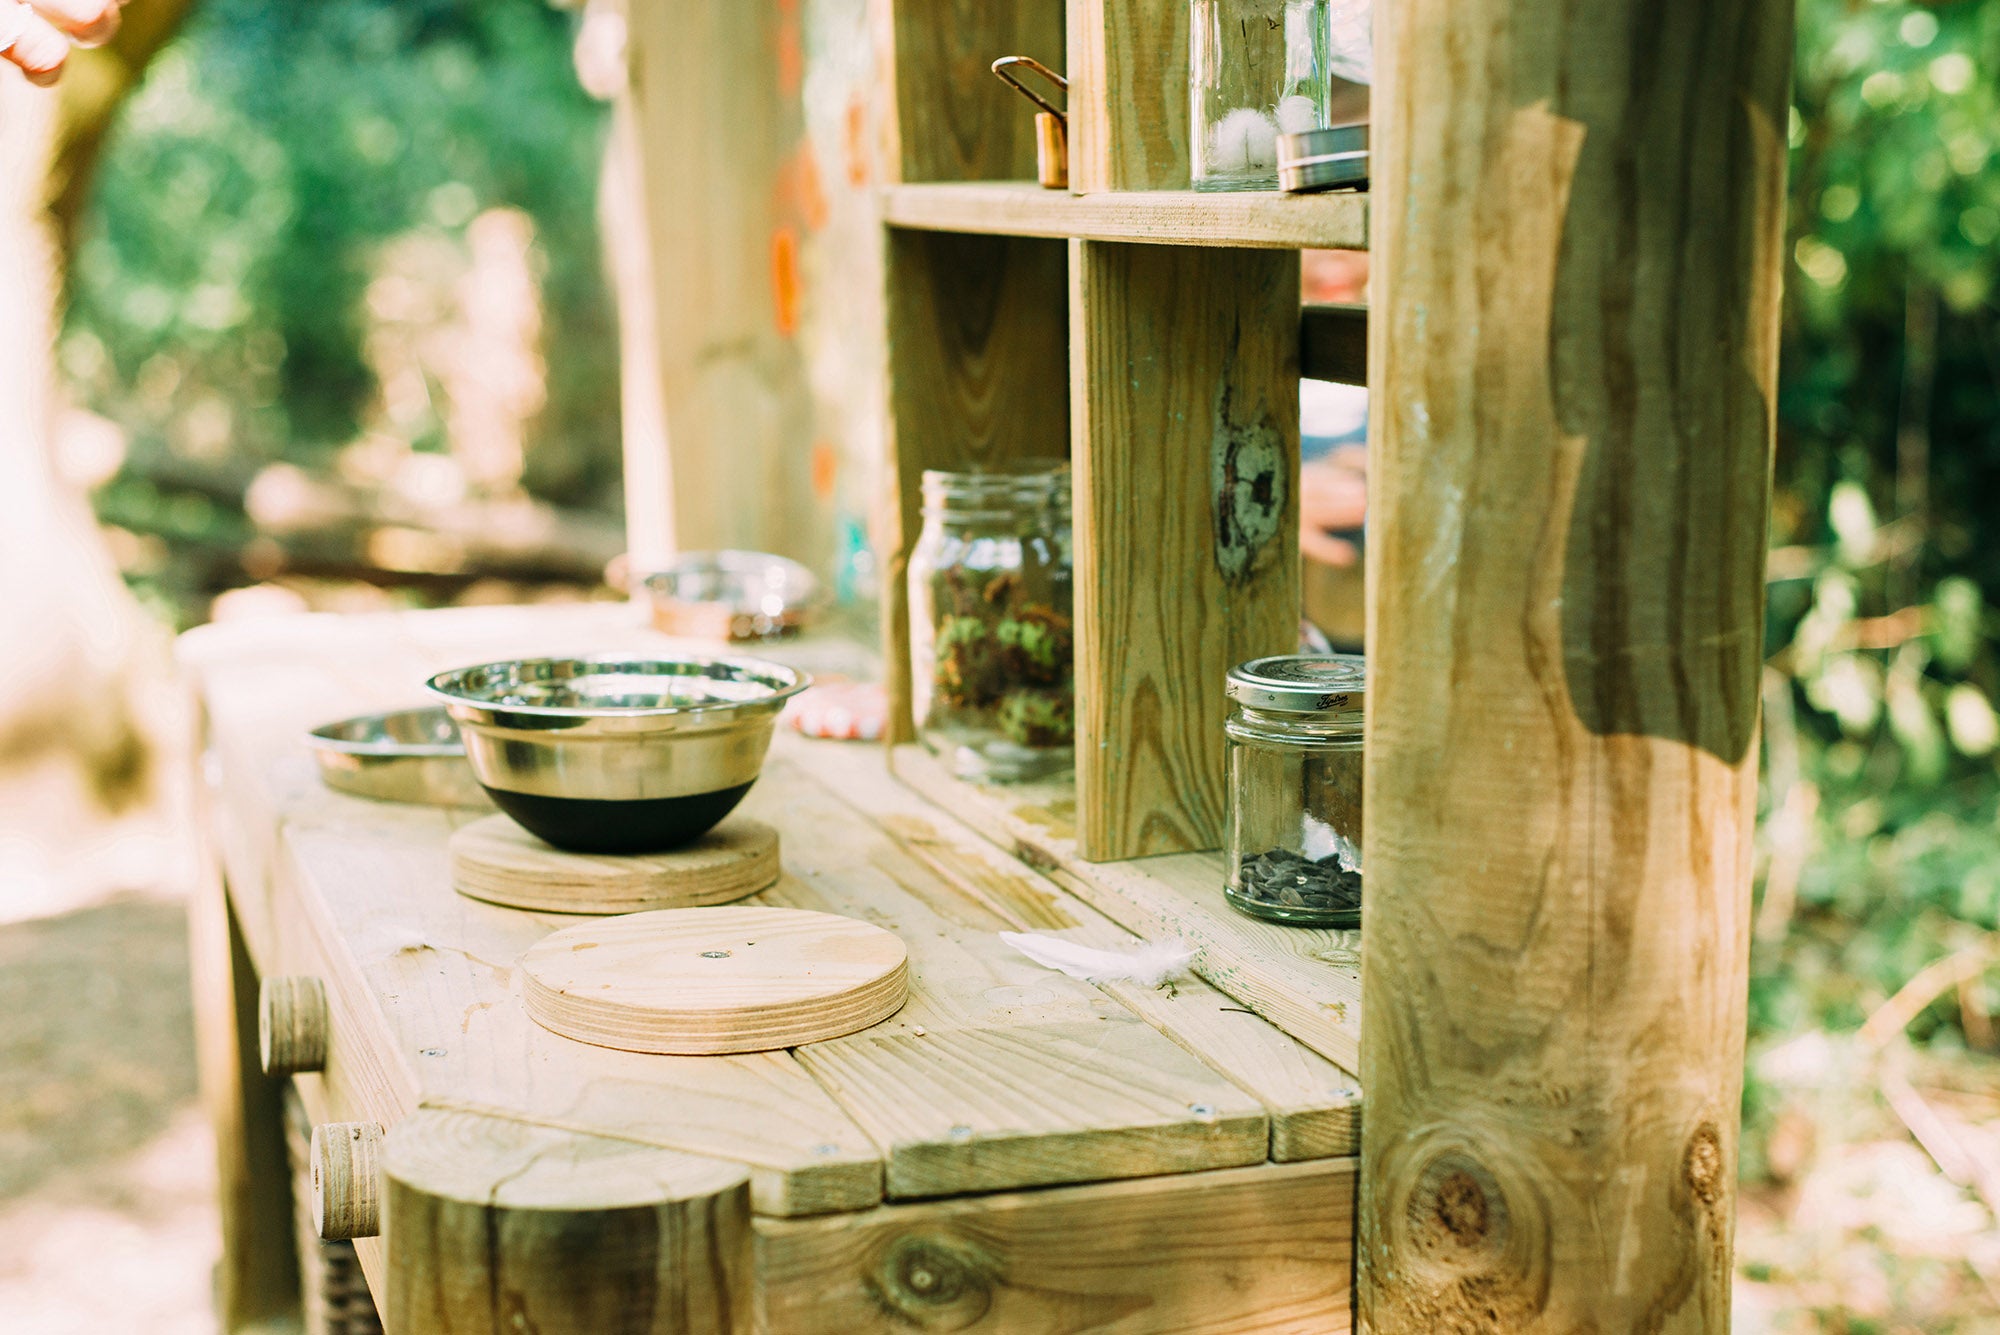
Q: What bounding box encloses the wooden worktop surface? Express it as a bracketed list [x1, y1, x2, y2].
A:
[180, 603, 1361, 1225]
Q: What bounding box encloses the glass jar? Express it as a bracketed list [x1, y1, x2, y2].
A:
[1223, 654, 1364, 926]
[1190, 0, 1334, 191]
[908, 462, 1073, 782]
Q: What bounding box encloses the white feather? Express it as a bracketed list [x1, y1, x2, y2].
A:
[1000, 931, 1196, 988]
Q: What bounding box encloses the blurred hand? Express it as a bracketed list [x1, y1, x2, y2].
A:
[1301, 444, 1366, 567]
[1, 0, 121, 87]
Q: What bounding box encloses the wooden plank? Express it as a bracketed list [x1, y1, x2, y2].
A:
[798, 734, 1361, 1160]
[881, 230, 1070, 742]
[1358, 0, 1793, 1327]
[1066, 0, 1189, 191]
[1069, 241, 1301, 859]
[756, 1158, 1356, 1334]
[384, 1109, 753, 1335]
[891, 743, 1365, 1076]
[882, 0, 1065, 183]
[1299, 303, 1368, 386]
[882, 181, 1370, 250]
[625, 0, 821, 564]
[749, 754, 1270, 1197]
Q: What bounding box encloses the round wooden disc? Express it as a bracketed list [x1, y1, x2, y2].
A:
[520, 906, 909, 1055]
[450, 815, 779, 914]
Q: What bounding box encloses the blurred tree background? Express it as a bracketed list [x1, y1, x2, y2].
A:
[60, 0, 621, 626]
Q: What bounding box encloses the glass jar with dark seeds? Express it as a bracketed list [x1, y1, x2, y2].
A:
[1222, 653, 1365, 927]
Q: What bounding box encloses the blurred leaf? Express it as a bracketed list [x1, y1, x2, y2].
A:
[1885, 645, 1945, 784]
[1943, 682, 2000, 758]
[1931, 575, 1984, 672]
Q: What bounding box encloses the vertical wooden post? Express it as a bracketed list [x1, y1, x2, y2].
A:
[1070, 242, 1300, 859]
[1065, 0, 1189, 191]
[624, 0, 819, 565]
[1358, 1, 1792, 1331]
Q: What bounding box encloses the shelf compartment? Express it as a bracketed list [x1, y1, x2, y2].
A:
[883, 181, 1370, 251]
[890, 744, 1364, 1075]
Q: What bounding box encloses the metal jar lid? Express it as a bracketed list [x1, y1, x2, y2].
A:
[1226, 654, 1366, 714]
[1277, 123, 1370, 194]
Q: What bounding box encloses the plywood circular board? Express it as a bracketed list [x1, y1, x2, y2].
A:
[520, 906, 909, 1055]
[450, 815, 778, 914]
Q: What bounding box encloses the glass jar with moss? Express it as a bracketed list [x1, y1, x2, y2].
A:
[908, 462, 1073, 782]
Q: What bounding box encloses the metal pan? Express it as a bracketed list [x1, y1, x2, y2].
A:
[306, 706, 490, 808]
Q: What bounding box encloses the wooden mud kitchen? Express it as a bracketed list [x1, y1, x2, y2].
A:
[185, 0, 1791, 1330]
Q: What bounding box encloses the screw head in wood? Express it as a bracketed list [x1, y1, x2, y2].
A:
[258, 976, 329, 1076]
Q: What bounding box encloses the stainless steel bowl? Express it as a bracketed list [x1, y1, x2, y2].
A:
[642, 551, 825, 641]
[306, 707, 490, 808]
[426, 655, 810, 853]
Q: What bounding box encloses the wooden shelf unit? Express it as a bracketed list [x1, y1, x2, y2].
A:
[879, 0, 1337, 863]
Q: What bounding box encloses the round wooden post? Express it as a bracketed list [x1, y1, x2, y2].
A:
[383, 1109, 753, 1335]
[1359, 2, 1793, 1331]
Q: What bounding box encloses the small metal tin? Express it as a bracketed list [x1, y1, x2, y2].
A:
[1277, 123, 1370, 194]
[1225, 654, 1365, 715]
[307, 707, 490, 808]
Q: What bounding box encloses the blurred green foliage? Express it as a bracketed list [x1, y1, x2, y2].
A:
[1753, 0, 2000, 1071]
[62, 0, 615, 622]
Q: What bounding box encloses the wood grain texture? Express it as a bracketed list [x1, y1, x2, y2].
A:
[450, 815, 779, 914]
[805, 735, 1361, 1160]
[749, 750, 1272, 1198]
[882, 230, 1069, 742]
[882, 0, 1066, 183]
[625, 0, 820, 564]
[311, 1120, 384, 1241]
[258, 974, 328, 1076]
[881, 182, 1370, 250]
[1070, 242, 1301, 859]
[1357, 0, 1792, 1329]
[384, 1109, 752, 1335]
[1066, 0, 1190, 191]
[756, 1159, 1356, 1334]
[521, 906, 910, 1056]
[892, 744, 1364, 1076]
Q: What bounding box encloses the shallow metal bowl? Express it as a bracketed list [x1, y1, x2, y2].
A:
[306, 707, 490, 808]
[426, 655, 810, 853]
[642, 551, 825, 641]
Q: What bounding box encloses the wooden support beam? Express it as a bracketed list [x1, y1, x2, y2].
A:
[624, 0, 818, 566]
[1070, 242, 1300, 860]
[1299, 303, 1368, 387]
[1357, 1, 1792, 1330]
[1066, 0, 1189, 191]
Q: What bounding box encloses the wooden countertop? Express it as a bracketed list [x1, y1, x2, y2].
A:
[181, 604, 1359, 1210]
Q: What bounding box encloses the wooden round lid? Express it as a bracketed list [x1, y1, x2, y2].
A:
[450, 815, 778, 914]
[520, 906, 909, 1055]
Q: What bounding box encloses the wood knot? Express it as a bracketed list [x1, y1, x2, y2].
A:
[866, 1233, 997, 1329]
[1408, 1152, 1506, 1257]
[1684, 1121, 1724, 1208]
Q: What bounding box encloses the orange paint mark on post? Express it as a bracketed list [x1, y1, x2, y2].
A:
[776, 0, 804, 96]
[811, 440, 839, 500]
[771, 227, 802, 336]
[844, 97, 872, 187]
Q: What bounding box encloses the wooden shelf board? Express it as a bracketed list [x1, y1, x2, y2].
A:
[882, 181, 1370, 251]
[889, 745, 1365, 1076]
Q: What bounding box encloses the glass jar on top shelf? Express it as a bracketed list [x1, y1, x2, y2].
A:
[1223, 654, 1365, 927]
[1190, 0, 1334, 191]
[908, 462, 1073, 783]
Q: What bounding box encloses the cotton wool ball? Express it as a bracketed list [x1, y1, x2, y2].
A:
[1276, 94, 1320, 135]
[1208, 107, 1279, 174]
